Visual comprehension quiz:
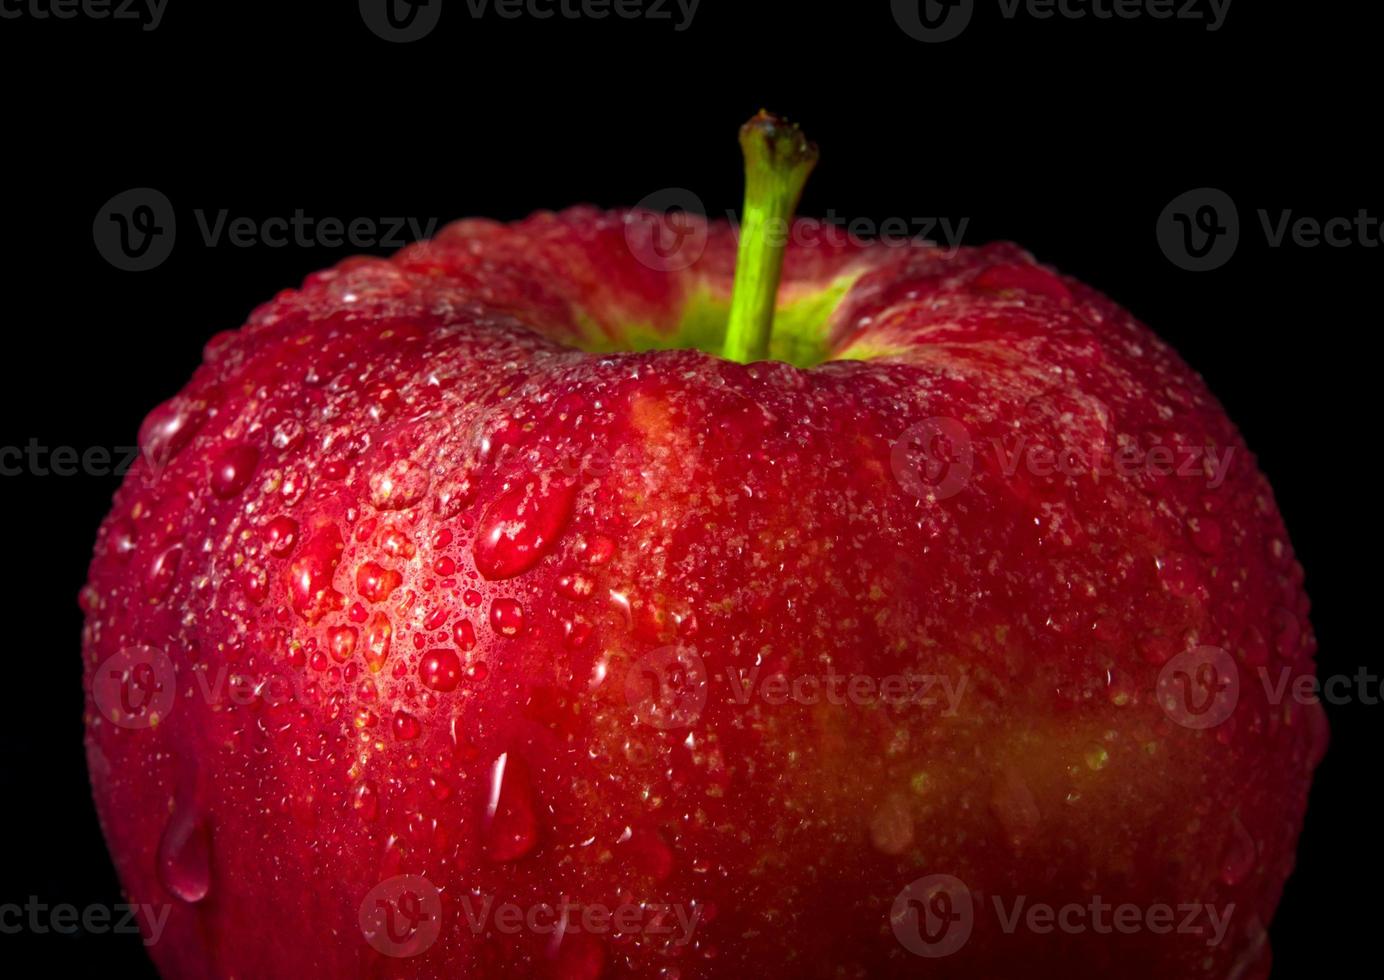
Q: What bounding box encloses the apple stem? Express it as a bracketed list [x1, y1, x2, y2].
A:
[722, 111, 819, 363]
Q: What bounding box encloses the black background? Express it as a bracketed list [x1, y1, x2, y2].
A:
[0, 2, 1373, 975]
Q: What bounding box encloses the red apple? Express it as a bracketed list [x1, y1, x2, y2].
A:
[82, 114, 1323, 978]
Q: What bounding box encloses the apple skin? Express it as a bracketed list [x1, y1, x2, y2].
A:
[82, 208, 1324, 978]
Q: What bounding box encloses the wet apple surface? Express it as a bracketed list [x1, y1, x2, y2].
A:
[82, 118, 1324, 978]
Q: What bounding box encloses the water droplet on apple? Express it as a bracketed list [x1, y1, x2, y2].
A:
[473, 477, 578, 580]
[368, 458, 430, 511]
[157, 802, 211, 903]
[557, 572, 593, 599]
[420, 649, 462, 692]
[565, 619, 593, 649]
[288, 525, 345, 623]
[270, 416, 304, 451]
[364, 613, 392, 672]
[144, 543, 183, 601]
[484, 751, 538, 861]
[379, 525, 415, 558]
[490, 597, 525, 637]
[264, 515, 298, 557]
[422, 605, 449, 631]
[353, 780, 379, 821]
[328, 626, 358, 663]
[210, 444, 260, 499]
[140, 397, 205, 477]
[392, 710, 421, 741]
[355, 560, 403, 603]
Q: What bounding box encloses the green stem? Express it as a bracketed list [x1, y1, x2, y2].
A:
[722, 111, 819, 363]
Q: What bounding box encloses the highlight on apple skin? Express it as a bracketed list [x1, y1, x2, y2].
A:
[81, 113, 1324, 978]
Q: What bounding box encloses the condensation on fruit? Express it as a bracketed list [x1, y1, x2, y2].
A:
[157, 800, 212, 904]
